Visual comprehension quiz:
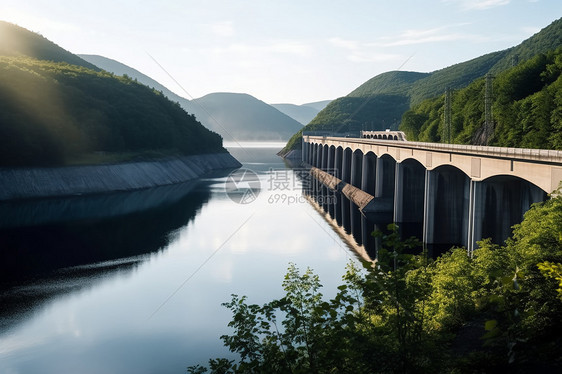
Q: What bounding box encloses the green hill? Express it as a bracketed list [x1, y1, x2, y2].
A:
[194, 92, 304, 141]
[0, 22, 224, 167]
[271, 101, 331, 125]
[401, 46, 562, 149]
[78, 54, 204, 120]
[281, 17, 562, 154]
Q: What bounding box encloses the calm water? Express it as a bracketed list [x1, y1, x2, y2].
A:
[0, 143, 364, 374]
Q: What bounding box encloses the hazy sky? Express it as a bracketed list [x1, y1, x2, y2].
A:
[2, 0, 561, 104]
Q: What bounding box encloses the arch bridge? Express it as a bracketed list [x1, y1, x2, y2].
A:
[302, 135, 562, 254]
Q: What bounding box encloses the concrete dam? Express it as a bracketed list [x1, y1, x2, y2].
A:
[302, 132, 562, 256]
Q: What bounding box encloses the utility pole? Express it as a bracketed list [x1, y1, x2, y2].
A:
[484, 73, 494, 145]
[443, 87, 452, 144]
[511, 54, 519, 67]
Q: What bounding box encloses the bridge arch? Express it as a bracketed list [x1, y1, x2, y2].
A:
[351, 149, 364, 188]
[321, 144, 329, 170]
[314, 143, 320, 167]
[472, 175, 547, 247]
[361, 151, 377, 196]
[339, 148, 353, 235]
[395, 159, 425, 240]
[327, 145, 336, 171]
[425, 165, 471, 255]
[342, 147, 353, 183]
[375, 154, 396, 200]
[334, 146, 344, 180]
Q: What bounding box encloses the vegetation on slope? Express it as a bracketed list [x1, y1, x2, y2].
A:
[281, 17, 562, 154]
[283, 94, 410, 153]
[401, 46, 562, 149]
[0, 57, 224, 167]
[190, 192, 562, 373]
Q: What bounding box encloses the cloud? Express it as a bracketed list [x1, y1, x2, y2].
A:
[347, 52, 403, 63]
[443, 0, 511, 11]
[208, 21, 234, 37]
[328, 37, 402, 63]
[327, 25, 481, 64]
[267, 41, 311, 55]
[370, 23, 490, 47]
[209, 40, 312, 57]
[328, 37, 360, 50]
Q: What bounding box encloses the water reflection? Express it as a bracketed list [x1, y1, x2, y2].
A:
[302, 171, 425, 260]
[0, 144, 359, 374]
[0, 182, 211, 332]
[303, 174, 380, 261]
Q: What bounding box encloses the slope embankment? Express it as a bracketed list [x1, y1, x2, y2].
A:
[0, 153, 240, 201]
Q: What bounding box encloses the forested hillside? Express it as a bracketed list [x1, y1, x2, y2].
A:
[0, 22, 225, 167]
[401, 47, 562, 148]
[281, 17, 562, 154]
[0, 57, 224, 167]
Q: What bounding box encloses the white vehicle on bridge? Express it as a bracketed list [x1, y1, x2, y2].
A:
[361, 130, 407, 141]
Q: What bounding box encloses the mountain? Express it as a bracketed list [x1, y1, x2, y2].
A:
[272, 100, 331, 125]
[281, 17, 562, 154]
[81, 54, 300, 141]
[401, 45, 562, 149]
[78, 54, 201, 115]
[0, 21, 99, 70]
[302, 100, 332, 112]
[0, 22, 224, 167]
[194, 93, 304, 141]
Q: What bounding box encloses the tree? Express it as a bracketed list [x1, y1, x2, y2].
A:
[190, 196, 562, 373]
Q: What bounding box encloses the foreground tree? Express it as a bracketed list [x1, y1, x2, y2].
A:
[189, 195, 562, 373]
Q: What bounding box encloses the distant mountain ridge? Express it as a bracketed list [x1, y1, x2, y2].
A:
[271, 100, 331, 125]
[78, 54, 200, 115]
[81, 54, 303, 141]
[281, 17, 562, 154]
[194, 93, 303, 141]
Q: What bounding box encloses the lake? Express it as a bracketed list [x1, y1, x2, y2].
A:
[0, 143, 367, 374]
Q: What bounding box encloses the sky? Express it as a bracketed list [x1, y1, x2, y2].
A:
[1, 0, 561, 105]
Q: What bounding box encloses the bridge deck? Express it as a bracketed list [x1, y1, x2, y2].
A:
[312, 136, 562, 163]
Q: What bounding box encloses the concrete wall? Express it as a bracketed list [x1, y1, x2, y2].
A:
[0, 152, 241, 201]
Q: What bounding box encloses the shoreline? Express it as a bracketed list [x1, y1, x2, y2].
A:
[0, 152, 241, 201]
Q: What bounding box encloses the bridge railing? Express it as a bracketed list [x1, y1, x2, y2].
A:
[304, 135, 562, 163]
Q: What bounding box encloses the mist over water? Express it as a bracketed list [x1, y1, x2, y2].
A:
[0, 143, 361, 373]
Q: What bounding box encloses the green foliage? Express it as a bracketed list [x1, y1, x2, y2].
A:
[538, 262, 562, 300]
[0, 57, 224, 166]
[401, 47, 562, 149]
[347, 71, 429, 99]
[307, 95, 410, 133]
[192, 195, 562, 373]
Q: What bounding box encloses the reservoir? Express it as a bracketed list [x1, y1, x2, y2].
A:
[0, 143, 363, 373]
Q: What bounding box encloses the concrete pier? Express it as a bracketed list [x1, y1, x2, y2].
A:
[304, 135, 562, 254]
